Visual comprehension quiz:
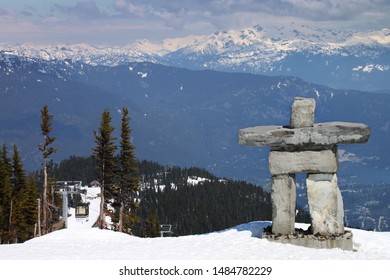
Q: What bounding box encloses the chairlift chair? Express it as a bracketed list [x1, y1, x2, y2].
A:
[75, 203, 90, 219]
[160, 224, 173, 237]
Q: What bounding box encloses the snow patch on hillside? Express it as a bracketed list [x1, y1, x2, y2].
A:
[353, 64, 390, 72]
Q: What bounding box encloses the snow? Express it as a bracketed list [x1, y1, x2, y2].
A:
[0, 186, 389, 261]
[187, 176, 210, 186]
[1, 25, 389, 69]
[353, 64, 390, 72]
[0, 186, 389, 279]
[137, 71, 148, 78]
[314, 89, 320, 98]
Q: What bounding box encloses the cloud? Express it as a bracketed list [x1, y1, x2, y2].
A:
[266, 0, 390, 21]
[108, 0, 390, 38]
[52, 1, 107, 21]
[111, 0, 390, 21]
[0, 7, 14, 17]
[0, 0, 388, 45]
[41, 16, 64, 24]
[0, 10, 44, 43]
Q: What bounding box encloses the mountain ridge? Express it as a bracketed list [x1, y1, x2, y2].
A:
[1, 54, 390, 232]
[1, 23, 389, 91]
[1, 55, 389, 185]
[2, 24, 389, 61]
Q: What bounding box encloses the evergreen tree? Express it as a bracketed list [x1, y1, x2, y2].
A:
[38, 105, 56, 235]
[11, 144, 26, 195]
[152, 210, 161, 237]
[136, 162, 274, 236]
[0, 145, 14, 243]
[145, 209, 160, 238]
[51, 155, 96, 184]
[92, 109, 117, 229]
[118, 107, 140, 233]
[1, 176, 13, 243]
[10, 144, 27, 243]
[0, 144, 37, 243]
[20, 175, 38, 242]
[0, 147, 4, 236]
[13, 176, 37, 242]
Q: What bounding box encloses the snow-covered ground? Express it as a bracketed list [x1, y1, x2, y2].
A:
[1, 186, 389, 260]
[0, 186, 389, 279]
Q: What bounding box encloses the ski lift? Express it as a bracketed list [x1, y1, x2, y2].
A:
[75, 203, 89, 219]
[160, 224, 173, 237]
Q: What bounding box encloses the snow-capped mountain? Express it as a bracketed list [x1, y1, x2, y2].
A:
[1, 49, 390, 232]
[1, 23, 389, 91]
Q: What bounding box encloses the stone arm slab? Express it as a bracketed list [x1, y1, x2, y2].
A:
[238, 122, 370, 147]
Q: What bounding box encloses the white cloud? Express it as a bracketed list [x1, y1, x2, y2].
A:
[0, 0, 389, 45]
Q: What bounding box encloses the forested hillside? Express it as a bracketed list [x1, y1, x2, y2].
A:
[48, 156, 310, 236]
[2, 57, 390, 185]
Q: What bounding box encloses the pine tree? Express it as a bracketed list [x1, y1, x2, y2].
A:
[0, 145, 13, 243]
[13, 175, 38, 242]
[92, 109, 116, 229]
[0, 144, 38, 243]
[24, 176, 38, 240]
[10, 144, 28, 243]
[11, 144, 26, 195]
[152, 210, 161, 237]
[118, 107, 140, 233]
[145, 209, 160, 238]
[0, 147, 4, 238]
[38, 105, 56, 235]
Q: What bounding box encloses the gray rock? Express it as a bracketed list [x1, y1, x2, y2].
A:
[264, 232, 353, 251]
[290, 97, 315, 128]
[238, 122, 370, 147]
[269, 148, 338, 175]
[271, 174, 296, 235]
[306, 174, 344, 236]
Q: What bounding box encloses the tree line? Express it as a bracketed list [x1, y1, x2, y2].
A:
[0, 144, 38, 243]
[136, 161, 311, 236]
[1, 104, 140, 243]
[49, 156, 311, 236]
[1, 104, 310, 243]
[0, 105, 57, 243]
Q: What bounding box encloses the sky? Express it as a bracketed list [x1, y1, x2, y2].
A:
[0, 0, 389, 46]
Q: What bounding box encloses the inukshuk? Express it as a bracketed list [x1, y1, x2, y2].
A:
[238, 97, 371, 250]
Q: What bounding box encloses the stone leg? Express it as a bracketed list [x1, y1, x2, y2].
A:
[306, 173, 344, 236]
[271, 174, 296, 235]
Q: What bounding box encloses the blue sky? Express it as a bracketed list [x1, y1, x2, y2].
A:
[0, 0, 389, 45]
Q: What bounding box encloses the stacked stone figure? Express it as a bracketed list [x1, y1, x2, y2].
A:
[239, 97, 370, 249]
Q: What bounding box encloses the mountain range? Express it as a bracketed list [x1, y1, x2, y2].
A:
[1, 53, 389, 186]
[1, 23, 390, 232]
[1, 22, 389, 92]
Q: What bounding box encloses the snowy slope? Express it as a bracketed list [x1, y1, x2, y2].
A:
[0, 186, 389, 260]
